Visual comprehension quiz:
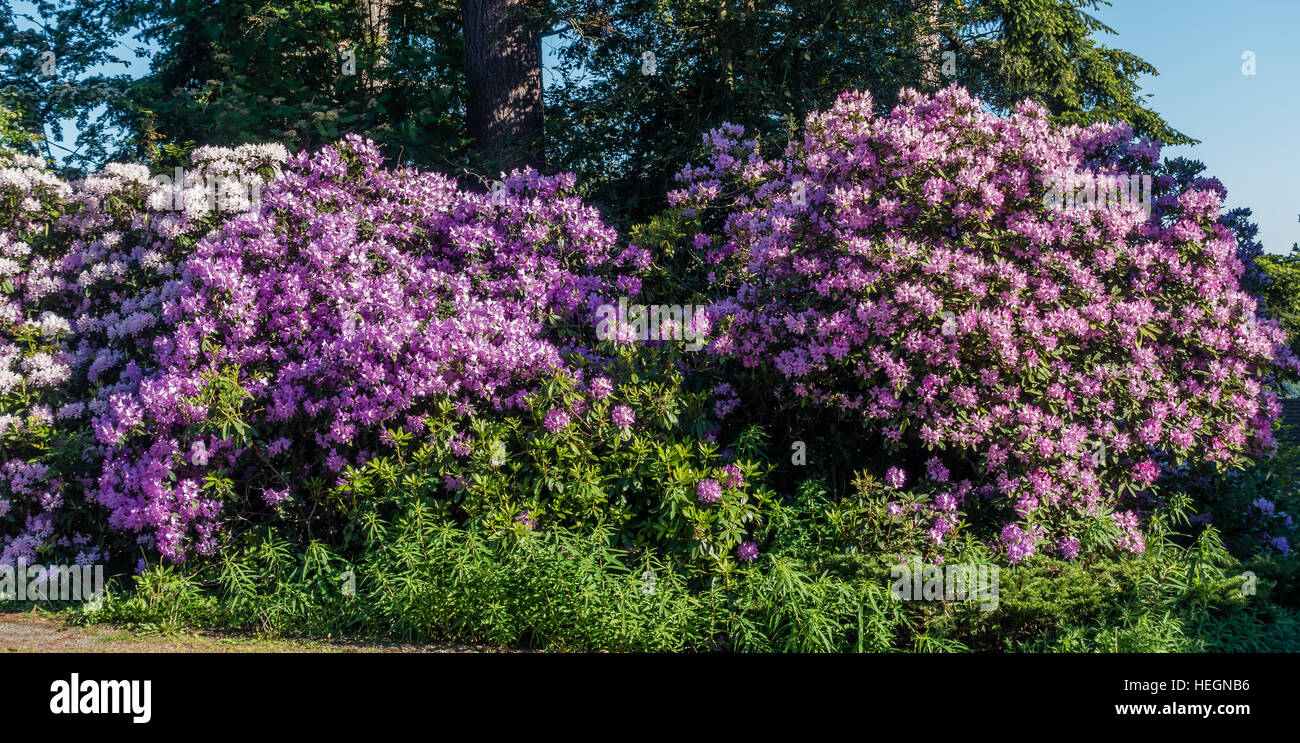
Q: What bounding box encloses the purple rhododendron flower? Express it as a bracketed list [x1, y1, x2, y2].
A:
[543, 408, 572, 433]
[925, 457, 949, 483]
[720, 463, 744, 489]
[696, 478, 722, 504]
[590, 376, 614, 399]
[1000, 523, 1044, 563]
[736, 541, 760, 562]
[611, 404, 635, 430]
[1113, 511, 1146, 554]
[449, 432, 473, 457]
[1057, 536, 1080, 560]
[885, 467, 907, 489]
[1132, 459, 1161, 486]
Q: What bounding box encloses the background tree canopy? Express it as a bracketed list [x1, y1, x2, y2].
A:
[546, 0, 1193, 225]
[3, 0, 1189, 220]
[121, 0, 469, 172]
[0, 0, 147, 174]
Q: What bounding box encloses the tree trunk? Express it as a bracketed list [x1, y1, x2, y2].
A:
[463, 0, 544, 173]
[916, 0, 942, 90]
[364, 0, 389, 91]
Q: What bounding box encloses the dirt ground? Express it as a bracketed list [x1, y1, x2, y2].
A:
[0, 611, 518, 653]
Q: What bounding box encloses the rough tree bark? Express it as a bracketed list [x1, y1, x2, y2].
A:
[916, 0, 942, 90]
[463, 0, 545, 173]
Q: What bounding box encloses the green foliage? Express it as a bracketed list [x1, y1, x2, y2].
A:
[0, 0, 467, 173]
[0, 0, 147, 174]
[547, 0, 1191, 226]
[0, 102, 41, 152]
[5, 0, 1188, 210]
[54, 490, 1299, 653]
[955, 0, 1192, 146]
[69, 502, 917, 651]
[314, 351, 779, 577]
[1257, 251, 1300, 366]
[78, 506, 710, 650]
[122, 0, 467, 171]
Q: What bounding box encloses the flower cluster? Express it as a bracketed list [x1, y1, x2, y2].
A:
[0, 142, 286, 564]
[672, 85, 1297, 561]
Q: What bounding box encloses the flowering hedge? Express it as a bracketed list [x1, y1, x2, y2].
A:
[671, 86, 1297, 562]
[2, 86, 1294, 571]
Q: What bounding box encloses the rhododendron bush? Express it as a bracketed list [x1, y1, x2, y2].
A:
[3, 135, 636, 562]
[95, 136, 654, 561]
[672, 86, 1297, 562]
[2, 135, 766, 568]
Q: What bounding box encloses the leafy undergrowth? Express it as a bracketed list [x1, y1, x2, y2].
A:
[34, 502, 1298, 653]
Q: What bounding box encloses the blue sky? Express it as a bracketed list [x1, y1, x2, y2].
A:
[1091, 0, 1300, 253]
[18, 1, 1299, 252]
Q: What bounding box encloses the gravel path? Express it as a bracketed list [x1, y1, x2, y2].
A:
[0, 611, 518, 653]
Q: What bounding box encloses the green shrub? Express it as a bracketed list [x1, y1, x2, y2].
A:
[58, 495, 1297, 653]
